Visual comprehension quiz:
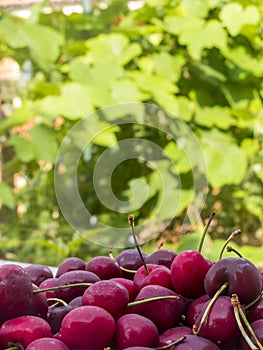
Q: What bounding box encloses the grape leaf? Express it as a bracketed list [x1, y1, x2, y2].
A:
[199, 129, 248, 188]
[220, 3, 260, 36]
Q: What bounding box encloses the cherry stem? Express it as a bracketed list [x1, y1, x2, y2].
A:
[127, 295, 180, 307]
[128, 214, 149, 275]
[119, 265, 137, 274]
[197, 211, 216, 254]
[226, 245, 243, 258]
[231, 294, 262, 350]
[4, 347, 20, 350]
[245, 291, 263, 310]
[219, 229, 241, 260]
[47, 297, 68, 307]
[193, 282, 228, 335]
[155, 336, 186, 349]
[33, 282, 93, 293]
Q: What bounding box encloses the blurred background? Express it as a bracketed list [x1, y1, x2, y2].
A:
[0, 0, 262, 266]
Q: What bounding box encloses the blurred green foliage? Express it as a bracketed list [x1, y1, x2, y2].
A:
[0, 0, 262, 265]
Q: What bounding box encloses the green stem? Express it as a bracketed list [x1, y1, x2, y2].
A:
[33, 282, 93, 294]
[47, 297, 68, 307]
[128, 295, 180, 307]
[193, 282, 228, 335]
[245, 292, 263, 310]
[155, 336, 186, 349]
[238, 301, 263, 350]
[219, 229, 241, 260]
[231, 294, 260, 350]
[197, 211, 215, 254]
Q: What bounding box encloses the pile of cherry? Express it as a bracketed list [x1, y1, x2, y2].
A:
[0, 245, 262, 349]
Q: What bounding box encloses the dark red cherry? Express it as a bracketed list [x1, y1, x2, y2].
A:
[115, 249, 148, 279]
[159, 326, 193, 347]
[55, 270, 100, 302]
[146, 249, 177, 268]
[204, 258, 262, 305]
[86, 255, 122, 279]
[115, 313, 159, 350]
[169, 334, 221, 349]
[130, 284, 186, 333]
[185, 294, 210, 327]
[0, 264, 33, 324]
[247, 294, 263, 323]
[24, 264, 53, 286]
[56, 257, 86, 278]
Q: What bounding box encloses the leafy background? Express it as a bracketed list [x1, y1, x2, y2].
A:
[0, 0, 262, 266]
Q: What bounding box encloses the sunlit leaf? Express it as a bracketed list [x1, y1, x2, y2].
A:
[0, 183, 16, 209]
[220, 3, 260, 36]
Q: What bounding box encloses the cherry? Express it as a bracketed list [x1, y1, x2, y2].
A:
[247, 294, 263, 323]
[68, 296, 83, 309]
[55, 270, 100, 302]
[204, 257, 262, 305]
[169, 334, 221, 349]
[111, 277, 137, 301]
[24, 264, 54, 286]
[86, 255, 122, 279]
[115, 313, 159, 349]
[0, 315, 52, 349]
[38, 278, 58, 304]
[170, 250, 212, 299]
[159, 326, 193, 347]
[185, 294, 210, 327]
[82, 280, 129, 320]
[240, 319, 263, 350]
[30, 285, 48, 319]
[26, 337, 70, 350]
[60, 305, 116, 350]
[194, 296, 241, 348]
[56, 257, 86, 278]
[115, 249, 148, 279]
[133, 263, 172, 292]
[130, 284, 186, 333]
[0, 264, 33, 324]
[146, 248, 177, 268]
[47, 304, 73, 334]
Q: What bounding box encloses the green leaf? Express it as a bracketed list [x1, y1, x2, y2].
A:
[40, 83, 94, 120]
[178, 19, 227, 59]
[29, 125, 58, 162]
[92, 124, 119, 147]
[220, 3, 260, 36]
[0, 183, 16, 209]
[110, 79, 146, 103]
[153, 51, 186, 82]
[164, 141, 192, 173]
[0, 104, 36, 133]
[199, 129, 248, 188]
[195, 106, 233, 129]
[0, 16, 64, 70]
[9, 135, 35, 163]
